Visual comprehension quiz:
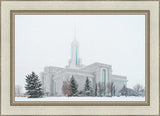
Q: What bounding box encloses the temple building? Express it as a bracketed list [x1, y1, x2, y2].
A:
[40, 25, 127, 96]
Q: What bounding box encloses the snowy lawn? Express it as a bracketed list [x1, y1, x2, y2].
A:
[15, 96, 145, 101]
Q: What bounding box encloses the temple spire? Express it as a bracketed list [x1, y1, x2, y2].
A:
[66, 24, 82, 69]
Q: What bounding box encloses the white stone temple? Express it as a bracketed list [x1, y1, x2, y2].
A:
[40, 25, 127, 97]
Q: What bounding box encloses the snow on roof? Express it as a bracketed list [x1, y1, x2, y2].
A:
[112, 74, 127, 81]
[81, 62, 112, 72]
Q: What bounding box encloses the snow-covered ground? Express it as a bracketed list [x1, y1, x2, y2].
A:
[15, 96, 145, 101]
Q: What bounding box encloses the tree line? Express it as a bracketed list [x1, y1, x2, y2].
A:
[15, 72, 145, 98]
[62, 75, 116, 97]
[62, 75, 94, 96]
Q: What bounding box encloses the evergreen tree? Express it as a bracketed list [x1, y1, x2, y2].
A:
[70, 75, 78, 96]
[119, 85, 127, 96]
[25, 72, 44, 98]
[95, 83, 97, 96]
[84, 77, 91, 96]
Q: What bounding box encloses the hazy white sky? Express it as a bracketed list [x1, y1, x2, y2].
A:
[15, 15, 145, 92]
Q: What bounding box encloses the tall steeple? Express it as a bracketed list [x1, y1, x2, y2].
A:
[67, 24, 82, 69]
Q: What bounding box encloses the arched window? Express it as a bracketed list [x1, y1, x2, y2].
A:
[89, 80, 92, 87]
[76, 47, 78, 65]
[102, 69, 106, 87]
[102, 69, 106, 96]
[54, 81, 56, 95]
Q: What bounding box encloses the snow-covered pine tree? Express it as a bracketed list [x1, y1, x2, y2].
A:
[119, 85, 127, 96]
[25, 72, 44, 98]
[95, 83, 97, 96]
[84, 77, 91, 96]
[70, 75, 78, 96]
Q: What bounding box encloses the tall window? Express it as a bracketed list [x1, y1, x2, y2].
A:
[76, 47, 77, 65]
[102, 69, 106, 88]
[89, 80, 92, 87]
[54, 81, 56, 95]
[102, 69, 106, 96]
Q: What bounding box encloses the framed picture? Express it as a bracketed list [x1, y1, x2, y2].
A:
[1, 0, 159, 116]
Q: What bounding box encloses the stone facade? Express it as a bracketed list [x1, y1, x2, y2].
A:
[40, 63, 127, 96]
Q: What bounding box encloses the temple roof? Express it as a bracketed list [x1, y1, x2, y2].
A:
[81, 62, 112, 72]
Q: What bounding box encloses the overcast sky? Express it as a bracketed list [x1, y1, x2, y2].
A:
[15, 15, 145, 93]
